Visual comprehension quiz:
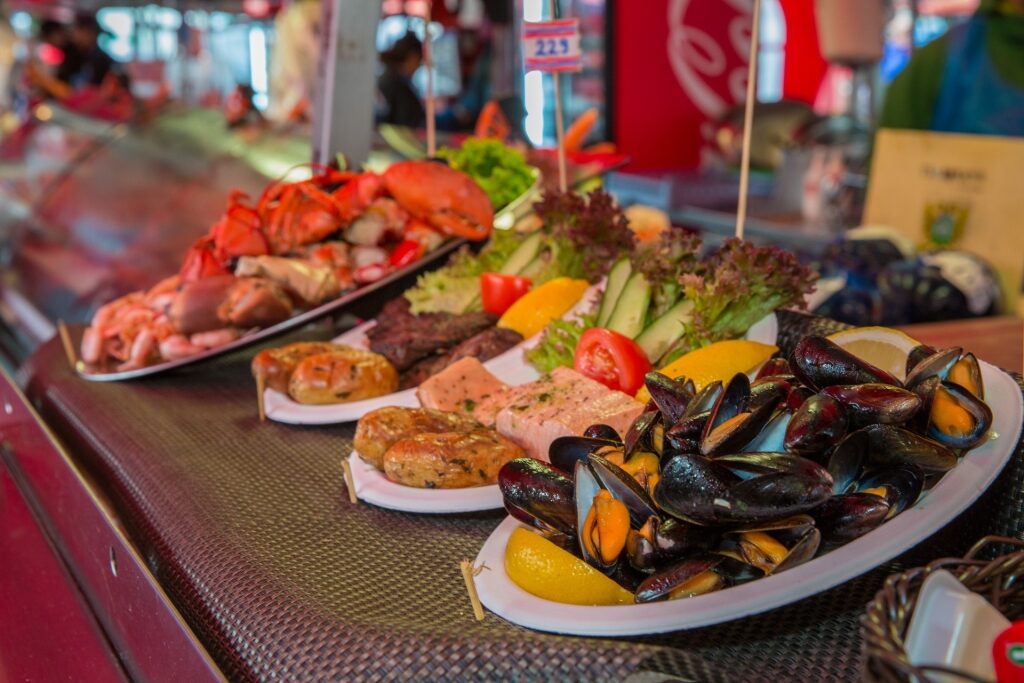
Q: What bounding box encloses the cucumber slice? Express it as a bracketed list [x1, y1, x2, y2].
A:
[499, 231, 544, 275]
[634, 299, 694, 362]
[596, 258, 632, 327]
[605, 272, 651, 339]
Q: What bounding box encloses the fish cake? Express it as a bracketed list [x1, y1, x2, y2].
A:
[353, 407, 479, 469]
[288, 348, 399, 405]
[251, 342, 342, 393]
[382, 429, 525, 488]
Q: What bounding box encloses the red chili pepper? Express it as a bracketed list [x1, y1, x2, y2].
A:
[480, 272, 532, 315]
[389, 239, 425, 269]
[574, 327, 652, 395]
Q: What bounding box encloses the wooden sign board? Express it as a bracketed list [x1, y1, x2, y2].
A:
[865, 129, 1024, 313]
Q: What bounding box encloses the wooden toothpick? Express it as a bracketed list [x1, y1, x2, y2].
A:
[57, 320, 77, 371]
[735, 0, 763, 241]
[460, 560, 486, 621]
[341, 457, 358, 504]
[256, 373, 266, 422]
[424, 2, 436, 158]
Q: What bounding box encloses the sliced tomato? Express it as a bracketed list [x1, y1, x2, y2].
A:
[574, 328, 651, 395]
[480, 273, 532, 315]
[389, 239, 425, 268]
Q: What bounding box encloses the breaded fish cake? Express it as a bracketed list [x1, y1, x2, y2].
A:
[382, 429, 525, 488]
[353, 407, 479, 469]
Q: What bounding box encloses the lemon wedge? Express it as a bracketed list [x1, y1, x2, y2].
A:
[637, 339, 778, 401]
[505, 527, 634, 606]
[827, 326, 921, 382]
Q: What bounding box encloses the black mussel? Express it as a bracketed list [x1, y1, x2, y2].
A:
[905, 344, 938, 378]
[583, 424, 624, 444]
[701, 374, 778, 457]
[924, 381, 993, 450]
[909, 375, 941, 433]
[947, 352, 984, 400]
[619, 451, 662, 498]
[549, 435, 622, 473]
[665, 411, 709, 451]
[791, 336, 901, 390]
[784, 394, 849, 455]
[624, 410, 661, 456]
[856, 465, 924, 517]
[727, 515, 821, 575]
[756, 357, 792, 380]
[625, 516, 715, 571]
[575, 461, 630, 569]
[589, 452, 660, 527]
[499, 458, 576, 536]
[787, 385, 815, 412]
[750, 377, 792, 413]
[625, 521, 658, 571]
[683, 381, 723, 419]
[828, 425, 957, 493]
[634, 556, 724, 603]
[717, 452, 834, 489]
[741, 411, 791, 453]
[655, 452, 832, 526]
[820, 383, 922, 428]
[904, 347, 962, 389]
[814, 493, 891, 545]
[644, 372, 695, 425]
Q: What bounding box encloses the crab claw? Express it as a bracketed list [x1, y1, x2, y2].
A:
[180, 236, 232, 282]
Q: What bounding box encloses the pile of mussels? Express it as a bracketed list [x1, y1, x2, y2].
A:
[498, 335, 994, 603]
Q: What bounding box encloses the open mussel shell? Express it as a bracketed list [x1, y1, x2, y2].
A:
[665, 411, 709, 453]
[855, 465, 924, 517]
[575, 462, 625, 568]
[625, 516, 717, 571]
[588, 452, 660, 527]
[783, 393, 849, 456]
[623, 409, 661, 457]
[827, 424, 957, 494]
[644, 372, 695, 425]
[791, 336, 901, 390]
[684, 381, 723, 419]
[819, 383, 922, 428]
[701, 374, 778, 457]
[549, 435, 622, 473]
[924, 381, 993, 450]
[655, 452, 833, 526]
[726, 515, 821, 575]
[741, 411, 791, 453]
[634, 556, 724, 603]
[499, 458, 576, 537]
[814, 493, 891, 546]
[905, 344, 938, 379]
[904, 347, 962, 389]
[948, 352, 984, 400]
[583, 424, 624, 444]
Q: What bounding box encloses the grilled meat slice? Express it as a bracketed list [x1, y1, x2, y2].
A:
[367, 307, 498, 371]
[399, 326, 524, 389]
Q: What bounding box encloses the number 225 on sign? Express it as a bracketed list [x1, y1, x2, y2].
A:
[523, 19, 582, 73]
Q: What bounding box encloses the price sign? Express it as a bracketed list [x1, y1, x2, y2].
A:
[523, 19, 582, 73]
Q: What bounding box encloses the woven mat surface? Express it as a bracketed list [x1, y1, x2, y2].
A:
[22, 310, 1024, 683]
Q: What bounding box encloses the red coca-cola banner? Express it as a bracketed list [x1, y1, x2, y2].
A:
[612, 0, 826, 170]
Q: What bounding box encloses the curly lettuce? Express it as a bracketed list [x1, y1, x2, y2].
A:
[524, 313, 597, 374]
[439, 139, 534, 210]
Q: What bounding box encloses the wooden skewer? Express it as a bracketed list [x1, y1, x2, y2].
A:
[256, 373, 266, 422]
[341, 457, 358, 504]
[57, 320, 77, 371]
[424, 2, 436, 158]
[460, 560, 485, 621]
[735, 0, 763, 241]
[549, 0, 568, 192]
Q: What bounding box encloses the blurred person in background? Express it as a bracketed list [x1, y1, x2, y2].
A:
[376, 32, 424, 128]
[0, 4, 15, 112]
[880, 0, 1024, 136]
[66, 13, 115, 89]
[166, 25, 234, 107]
[267, 0, 321, 122]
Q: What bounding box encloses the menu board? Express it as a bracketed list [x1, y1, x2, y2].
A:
[865, 129, 1024, 311]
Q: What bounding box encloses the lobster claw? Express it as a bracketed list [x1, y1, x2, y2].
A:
[179, 236, 232, 282]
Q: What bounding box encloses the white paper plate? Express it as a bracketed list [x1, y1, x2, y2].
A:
[473, 360, 1023, 636]
[346, 451, 502, 513]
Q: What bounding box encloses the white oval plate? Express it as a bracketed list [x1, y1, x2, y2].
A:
[264, 285, 604, 424]
[346, 451, 502, 513]
[473, 360, 1023, 636]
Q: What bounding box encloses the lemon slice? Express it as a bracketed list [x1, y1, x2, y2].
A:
[637, 340, 779, 402]
[827, 326, 921, 382]
[505, 527, 634, 606]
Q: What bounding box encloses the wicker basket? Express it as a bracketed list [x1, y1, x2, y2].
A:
[863, 536, 1024, 682]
